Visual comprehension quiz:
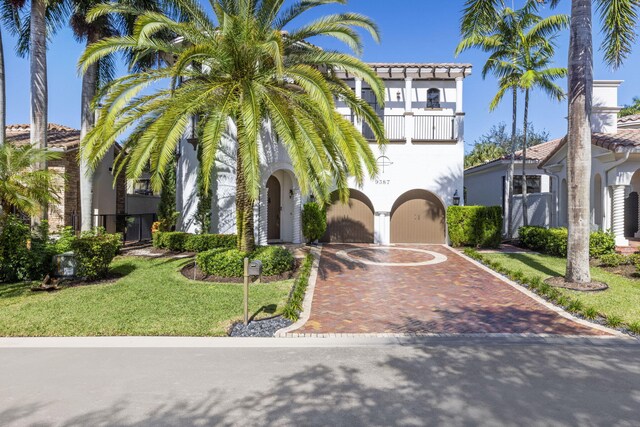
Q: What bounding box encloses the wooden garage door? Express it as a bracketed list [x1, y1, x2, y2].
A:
[322, 190, 375, 243]
[391, 190, 445, 244]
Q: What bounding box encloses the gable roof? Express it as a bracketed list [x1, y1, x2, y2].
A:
[464, 137, 563, 174]
[6, 123, 80, 150]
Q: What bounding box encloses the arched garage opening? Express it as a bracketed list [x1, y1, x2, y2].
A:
[390, 189, 446, 244]
[321, 189, 375, 243]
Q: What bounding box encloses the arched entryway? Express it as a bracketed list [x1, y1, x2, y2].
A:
[322, 189, 375, 243]
[625, 170, 640, 238]
[266, 175, 281, 240]
[390, 189, 445, 244]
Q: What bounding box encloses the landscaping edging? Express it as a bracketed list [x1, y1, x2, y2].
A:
[455, 247, 626, 338]
[275, 246, 322, 337]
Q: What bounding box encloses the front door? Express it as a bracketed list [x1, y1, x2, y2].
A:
[267, 176, 281, 240]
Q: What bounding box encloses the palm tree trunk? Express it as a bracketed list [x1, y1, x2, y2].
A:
[30, 0, 48, 221]
[566, 0, 593, 284]
[0, 28, 5, 147]
[522, 88, 529, 227]
[235, 146, 255, 253]
[79, 33, 99, 232]
[505, 87, 517, 239]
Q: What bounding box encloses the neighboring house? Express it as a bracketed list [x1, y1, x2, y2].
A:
[539, 80, 640, 248]
[6, 124, 160, 239]
[464, 138, 562, 235]
[176, 62, 471, 244]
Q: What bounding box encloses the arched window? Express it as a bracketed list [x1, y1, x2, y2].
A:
[427, 88, 440, 108]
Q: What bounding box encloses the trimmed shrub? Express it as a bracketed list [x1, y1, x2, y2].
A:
[252, 246, 295, 276]
[0, 215, 53, 282]
[519, 226, 615, 258]
[599, 253, 626, 268]
[153, 231, 236, 253]
[447, 206, 502, 248]
[283, 253, 314, 321]
[71, 229, 122, 280]
[184, 234, 237, 252]
[302, 202, 327, 243]
[197, 249, 247, 277]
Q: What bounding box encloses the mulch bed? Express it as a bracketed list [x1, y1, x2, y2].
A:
[181, 259, 300, 284]
[591, 260, 640, 281]
[31, 272, 124, 292]
[544, 276, 609, 292]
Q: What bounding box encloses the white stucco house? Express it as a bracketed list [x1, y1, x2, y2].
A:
[464, 137, 562, 235]
[176, 62, 472, 245]
[539, 81, 640, 248]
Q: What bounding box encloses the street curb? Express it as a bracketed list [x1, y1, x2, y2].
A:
[274, 246, 322, 337]
[448, 246, 625, 337]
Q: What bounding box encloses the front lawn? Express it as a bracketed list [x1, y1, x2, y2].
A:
[0, 256, 293, 336]
[481, 252, 640, 326]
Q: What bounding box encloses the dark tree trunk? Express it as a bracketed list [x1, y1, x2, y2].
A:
[505, 88, 518, 238]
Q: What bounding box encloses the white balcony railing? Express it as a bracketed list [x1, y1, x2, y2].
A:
[414, 115, 456, 141]
[363, 115, 405, 141]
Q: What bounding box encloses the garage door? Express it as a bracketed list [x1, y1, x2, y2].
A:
[322, 190, 375, 243]
[390, 189, 445, 244]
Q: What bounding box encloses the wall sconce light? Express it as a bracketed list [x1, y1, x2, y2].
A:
[310, 194, 315, 202]
[452, 190, 461, 206]
[396, 90, 402, 102]
[186, 115, 198, 150]
[289, 189, 294, 199]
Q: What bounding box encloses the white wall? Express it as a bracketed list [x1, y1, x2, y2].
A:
[93, 146, 117, 217]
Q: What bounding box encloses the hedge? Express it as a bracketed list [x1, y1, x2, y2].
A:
[153, 231, 236, 252]
[302, 202, 327, 243]
[196, 246, 295, 278]
[519, 226, 615, 258]
[447, 206, 503, 248]
[283, 253, 314, 321]
[71, 230, 122, 280]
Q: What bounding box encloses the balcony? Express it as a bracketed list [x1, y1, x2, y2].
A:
[363, 115, 405, 142]
[414, 115, 456, 141]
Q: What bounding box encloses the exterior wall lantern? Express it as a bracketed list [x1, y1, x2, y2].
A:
[452, 190, 461, 206]
[396, 90, 402, 102]
[289, 189, 294, 199]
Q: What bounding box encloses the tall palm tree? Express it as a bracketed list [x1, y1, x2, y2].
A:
[0, 27, 5, 147]
[79, 0, 385, 252]
[491, 38, 566, 227]
[0, 142, 62, 217]
[457, 0, 566, 237]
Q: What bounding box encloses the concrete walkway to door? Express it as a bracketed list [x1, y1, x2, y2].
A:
[292, 245, 613, 336]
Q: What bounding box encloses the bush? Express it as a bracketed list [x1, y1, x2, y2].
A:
[0, 215, 53, 282]
[52, 226, 77, 254]
[447, 206, 502, 248]
[519, 226, 615, 258]
[599, 253, 627, 268]
[283, 254, 314, 321]
[302, 202, 327, 243]
[252, 246, 295, 276]
[197, 249, 247, 277]
[71, 229, 122, 280]
[184, 234, 237, 252]
[153, 231, 237, 253]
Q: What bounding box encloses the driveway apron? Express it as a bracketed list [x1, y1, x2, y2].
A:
[295, 244, 609, 335]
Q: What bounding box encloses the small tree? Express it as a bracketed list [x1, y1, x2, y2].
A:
[302, 202, 326, 244]
[157, 155, 178, 231]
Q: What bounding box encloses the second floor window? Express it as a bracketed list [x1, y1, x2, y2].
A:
[131, 179, 154, 196]
[427, 88, 441, 109]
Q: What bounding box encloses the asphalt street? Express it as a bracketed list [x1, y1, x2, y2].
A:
[1, 338, 639, 426]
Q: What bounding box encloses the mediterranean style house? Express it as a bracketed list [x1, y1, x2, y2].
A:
[176, 62, 472, 244]
[539, 81, 640, 249]
[464, 137, 562, 236]
[6, 124, 160, 238]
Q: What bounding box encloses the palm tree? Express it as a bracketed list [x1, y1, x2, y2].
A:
[491, 38, 566, 227]
[0, 27, 5, 147]
[457, 1, 566, 237]
[0, 143, 62, 218]
[79, 0, 385, 252]
[72, 0, 177, 232]
[620, 97, 640, 117]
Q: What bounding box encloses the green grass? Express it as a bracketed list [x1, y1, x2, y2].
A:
[0, 256, 293, 337]
[481, 252, 640, 326]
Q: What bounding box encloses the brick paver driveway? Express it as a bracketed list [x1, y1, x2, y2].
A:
[295, 244, 609, 336]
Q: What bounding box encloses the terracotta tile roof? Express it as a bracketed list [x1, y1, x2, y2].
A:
[5, 123, 80, 150]
[513, 138, 563, 161]
[619, 114, 640, 124]
[367, 62, 473, 68]
[538, 129, 640, 168]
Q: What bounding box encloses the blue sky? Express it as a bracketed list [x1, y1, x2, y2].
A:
[3, 0, 640, 152]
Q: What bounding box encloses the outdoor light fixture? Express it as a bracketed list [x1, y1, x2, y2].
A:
[452, 190, 461, 206]
[289, 189, 294, 199]
[396, 90, 402, 102]
[186, 116, 198, 149]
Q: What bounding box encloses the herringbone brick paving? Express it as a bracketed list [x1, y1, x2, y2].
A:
[297, 245, 608, 336]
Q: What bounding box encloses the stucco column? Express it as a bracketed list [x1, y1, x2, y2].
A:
[455, 77, 465, 143]
[258, 187, 268, 246]
[374, 211, 391, 245]
[611, 185, 628, 246]
[404, 77, 413, 144]
[354, 78, 363, 133]
[455, 77, 464, 113]
[292, 188, 302, 244]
